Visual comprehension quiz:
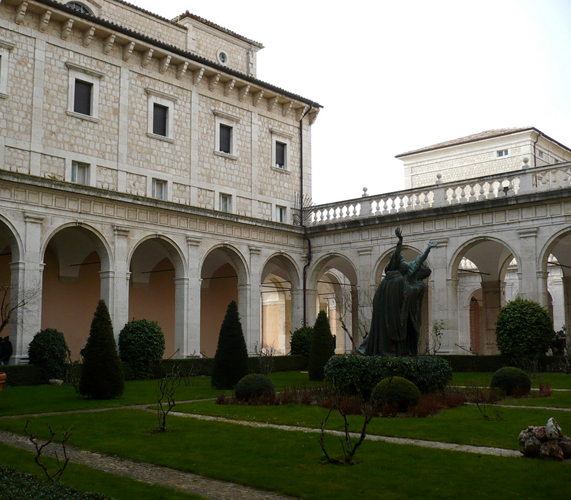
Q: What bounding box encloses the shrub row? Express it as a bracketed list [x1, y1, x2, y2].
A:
[0, 465, 109, 499]
[0, 364, 45, 386]
[324, 355, 452, 395]
[437, 354, 570, 373]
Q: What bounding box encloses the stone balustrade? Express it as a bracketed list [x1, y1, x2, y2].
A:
[309, 162, 571, 225]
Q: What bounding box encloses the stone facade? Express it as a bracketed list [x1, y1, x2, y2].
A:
[399, 128, 571, 189]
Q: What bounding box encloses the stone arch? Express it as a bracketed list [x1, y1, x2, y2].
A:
[539, 228, 571, 330]
[309, 253, 359, 353]
[128, 235, 187, 359]
[200, 244, 249, 357]
[449, 236, 520, 354]
[260, 253, 302, 354]
[41, 223, 113, 358]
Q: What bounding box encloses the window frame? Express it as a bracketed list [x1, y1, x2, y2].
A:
[270, 128, 293, 172]
[496, 149, 509, 158]
[276, 205, 287, 223]
[219, 192, 233, 213]
[0, 39, 15, 99]
[213, 109, 240, 160]
[71, 160, 90, 185]
[66, 62, 104, 122]
[146, 88, 177, 143]
[152, 178, 168, 201]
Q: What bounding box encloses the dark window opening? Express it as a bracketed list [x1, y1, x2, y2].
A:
[153, 103, 168, 137]
[276, 142, 286, 168]
[74, 79, 92, 115]
[220, 124, 232, 154]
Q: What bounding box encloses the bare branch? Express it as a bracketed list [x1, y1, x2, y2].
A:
[24, 420, 72, 482]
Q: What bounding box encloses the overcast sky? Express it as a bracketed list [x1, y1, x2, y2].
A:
[126, 0, 571, 205]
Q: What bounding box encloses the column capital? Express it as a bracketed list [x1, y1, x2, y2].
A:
[186, 236, 202, 247]
[518, 228, 538, 239]
[24, 211, 45, 224]
[113, 225, 130, 237]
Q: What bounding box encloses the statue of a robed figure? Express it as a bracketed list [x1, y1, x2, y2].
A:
[358, 228, 437, 356]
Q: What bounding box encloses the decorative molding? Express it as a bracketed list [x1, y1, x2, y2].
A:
[249, 245, 262, 255]
[224, 78, 236, 97]
[208, 73, 221, 91]
[518, 228, 538, 238]
[309, 109, 320, 125]
[238, 84, 250, 102]
[186, 236, 202, 247]
[141, 48, 154, 68]
[82, 27, 96, 48]
[270, 128, 294, 140]
[15, 2, 28, 25]
[24, 211, 45, 223]
[296, 105, 309, 121]
[252, 90, 264, 107]
[267, 96, 278, 112]
[193, 67, 205, 85]
[282, 101, 293, 117]
[113, 225, 130, 237]
[65, 62, 105, 78]
[176, 61, 189, 80]
[103, 34, 115, 55]
[61, 18, 74, 40]
[122, 41, 135, 61]
[159, 55, 171, 74]
[39, 10, 52, 32]
[212, 108, 240, 123]
[0, 40, 15, 51]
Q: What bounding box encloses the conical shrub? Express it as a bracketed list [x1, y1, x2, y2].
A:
[211, 300, 249, 390]
[79, 300, 124, 399]
[308, 310, 335, 381]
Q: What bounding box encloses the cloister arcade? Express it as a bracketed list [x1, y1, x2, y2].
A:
[1, 180, 571, 364]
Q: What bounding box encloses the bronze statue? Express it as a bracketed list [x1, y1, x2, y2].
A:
[358, 227, 437, 356]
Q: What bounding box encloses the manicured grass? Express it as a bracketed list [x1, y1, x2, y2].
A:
[1, 410, 570, 500]
[0, 371, 313, 417]
[0, 442, 205, 500]
[174, 399, 571, 450]
[451, 371, 571, 389]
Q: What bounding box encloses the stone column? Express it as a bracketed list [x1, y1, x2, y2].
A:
[186, 236, 202, 357]
[237, 283, 254, 352]
[481, 281, 502, 354]
[246, 245, 262, 353]
[12, 212, 45, 363]
[536, 271, 549, 310]
[562, 276, 571, 332]
[357, 247, 373, 349]
[517, 228, 540, 303]
[426, 239, 451, 351]
[111, 226, 130, 337]
[290, 289, 304, 331]
[174, 277, 189, 358]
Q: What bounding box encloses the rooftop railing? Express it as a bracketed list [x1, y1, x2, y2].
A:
[308, 161, 571, 225]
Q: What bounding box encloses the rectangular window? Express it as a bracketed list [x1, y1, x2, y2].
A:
[276, 142, 286, 169]
[220, 193, 232, 213]
[219, 124, 232, 154]
[74, 79, 93, 115]
[497, 149, 509, 158]
[71, 161, 89, 184]
[153, 103, 168, 137]
[538, 150, 544, 160]
[152, 178, 167, 200]
[276, 205, 286, 223]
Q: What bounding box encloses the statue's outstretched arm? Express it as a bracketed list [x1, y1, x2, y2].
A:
[408, 241, 437, 277]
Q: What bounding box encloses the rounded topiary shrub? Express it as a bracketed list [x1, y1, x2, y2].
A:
[290, 326, 314, 359]
[118, 319, 165, 379]
[490, 367, 531, 396]
[235, 374, 275, 402]
[495, 297, 553, 367]
[308, 311, 335, 381]
[371, 376, 421, 412]
[28, 328, 70, 380]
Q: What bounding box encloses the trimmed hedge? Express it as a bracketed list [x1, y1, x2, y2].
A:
[371, 376, 421, 412]
[0, 364, 45, 386]
[491, 367, 531, 396]
[28, 328, 70, 380]
[235, 374, 275, 402]
[324, 355, 452, 395]
[437, 354, 570, 373]
[119, 319, 165, 380]
[0, 465, 109, 499]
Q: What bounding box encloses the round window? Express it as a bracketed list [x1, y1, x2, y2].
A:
[218, 51, 228, 65]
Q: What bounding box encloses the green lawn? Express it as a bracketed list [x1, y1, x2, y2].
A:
[451, 372, 571, 389]
[1, 371, 571, 500]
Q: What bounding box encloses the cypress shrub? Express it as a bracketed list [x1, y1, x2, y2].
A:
[290, 326, 314, 359]
[28, 328, 70, 380]
[211, 300, 249, 390]
[118, 319, 165, 379]
[79, 300, 124, 399]
[308, 310, 335, 381]
[495, 297, 553, 367]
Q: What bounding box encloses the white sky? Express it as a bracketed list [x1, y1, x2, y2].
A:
[126, 0, 571, 205]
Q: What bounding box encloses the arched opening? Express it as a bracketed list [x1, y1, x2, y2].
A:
[200, 247, 247, 358]
[42, 226, 110, 359]
[260, 255, 300, 355]
[453, 239, 517, 355]
[129, 238, 185, 359]
[310, 255, 358, 354]
[0, 220, 20, 342]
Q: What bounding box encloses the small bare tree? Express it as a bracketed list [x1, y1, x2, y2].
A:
[335, 284, 374, 353]
[24, 420, 73, 482]
[318, 388, 380, 466]
[0, 281, 40, 337]
[424, 320, 444, 355]
[254, 341, 276, 376]
[156, 364, 182, 433]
